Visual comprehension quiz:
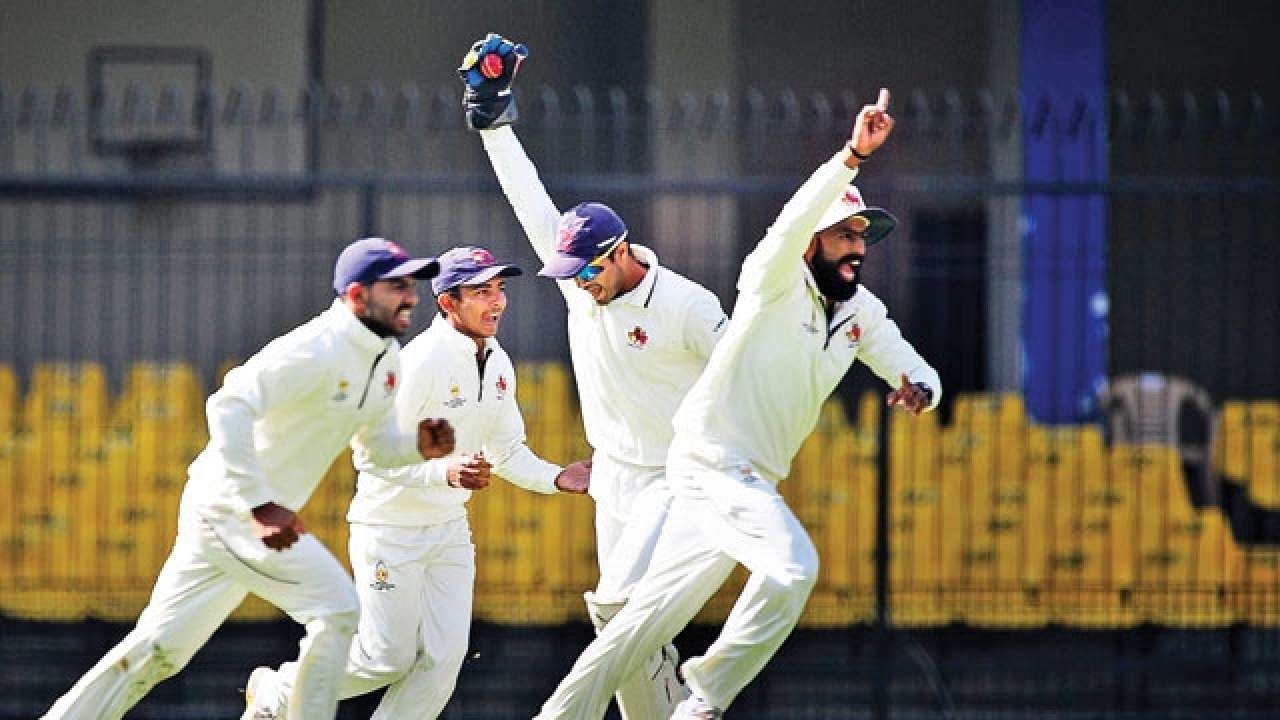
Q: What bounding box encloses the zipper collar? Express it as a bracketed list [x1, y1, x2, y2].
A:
[613, 244, 661, 308]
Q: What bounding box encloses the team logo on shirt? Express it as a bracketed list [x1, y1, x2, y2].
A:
[495, 374, 508, 400]
[332, 379, 350, 402]
[739, 464, 760, 483]
[370, 561, 396, 591]
[383, 371, 397, 396]
[846, 323, 862, 347]
[444, 380, 466, 408]
[626, 326, 649, 349]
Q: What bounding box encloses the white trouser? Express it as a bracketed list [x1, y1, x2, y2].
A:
[538, 452, 819, 719]
[41, 507, 360, 720]
[589, 452, 672, 604]
[267, 517, 475, 720]
[587, 453, 688, 718]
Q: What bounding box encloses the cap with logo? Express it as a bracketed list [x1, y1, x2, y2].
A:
[814, 185, 897, 245]
[537, 202, 629, 279]
[333, 237, 439, 295]
[431, 245, 523, 295]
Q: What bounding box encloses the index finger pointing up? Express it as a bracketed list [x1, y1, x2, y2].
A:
[876, 87, 891, 111]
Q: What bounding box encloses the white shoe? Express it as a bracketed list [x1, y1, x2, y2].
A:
[240, 666, 279, 720]
[670, 694, 723, 719]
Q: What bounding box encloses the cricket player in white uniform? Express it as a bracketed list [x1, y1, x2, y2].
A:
[460, 33, 729, 719]
[41, 238, 456, 720]
[239, 245, 592, 719]
[536, 89, 940, 719]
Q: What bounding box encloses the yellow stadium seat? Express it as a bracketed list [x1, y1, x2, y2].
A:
[1217, 401, 1248, 483]
[856, 391, 880, 432]
[953, 392, 1027, 432]
[0, 364, 17, 433]
[888, 414, 946, 626]
[787, 428, 877, 625]
[515, 362, 578, 465]
[1235, 547, 1280, 626]
[1246, 426, 1280, 509]
[1042, 427, 1138, 627]
[112, 362, 205, 426]
[1128, 444, 1235, 625]
[24, 362, 109, 433]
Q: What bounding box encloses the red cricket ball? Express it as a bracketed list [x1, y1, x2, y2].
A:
[480, 54, 504, 79]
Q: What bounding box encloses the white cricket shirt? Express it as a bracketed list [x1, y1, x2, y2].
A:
[348, 314, 562, 527]
[184, 299, 422, 516]
[482, 127, 727, 467]
[671, 154, 942, 484]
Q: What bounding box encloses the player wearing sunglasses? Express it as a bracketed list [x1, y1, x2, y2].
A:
[461, 32, 729, 720]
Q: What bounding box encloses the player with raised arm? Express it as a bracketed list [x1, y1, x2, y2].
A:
[461, 33, 730, 720]
[535, 89, 942, 719]
[41, 238, 455, 720]
[238, 246, 591, 719]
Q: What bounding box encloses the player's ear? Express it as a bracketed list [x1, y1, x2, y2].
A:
[342, 282, 368, 310]
[436, 291, 454, 317]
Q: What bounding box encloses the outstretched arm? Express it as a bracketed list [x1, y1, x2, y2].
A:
[462, 34, 572, 297]
[480, 127, 564, 269]
[740, 88, 895, 300]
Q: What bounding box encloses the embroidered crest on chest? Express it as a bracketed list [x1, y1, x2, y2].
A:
[444, 379, 466, 408]
[626, 326, 649, 349]
[846, 322, 862, 348]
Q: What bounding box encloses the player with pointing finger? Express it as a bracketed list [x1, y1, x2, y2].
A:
[535, 87, 942, 719]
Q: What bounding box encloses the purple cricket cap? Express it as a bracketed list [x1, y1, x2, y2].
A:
[537, 202, 629, 279]
[431, 246, 523, 295]
[333, 237, 439, 295]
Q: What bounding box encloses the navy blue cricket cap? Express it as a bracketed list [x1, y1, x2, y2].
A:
[431, 246, 523, 295]
[332, 237, 439, 295]
[537, 202, 629, 279]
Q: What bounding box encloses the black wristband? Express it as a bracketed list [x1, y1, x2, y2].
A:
[848, 142, 872, 161]
[912, 382, 934, 406]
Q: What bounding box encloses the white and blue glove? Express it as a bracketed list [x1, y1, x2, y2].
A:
[458, 33, 528, 131]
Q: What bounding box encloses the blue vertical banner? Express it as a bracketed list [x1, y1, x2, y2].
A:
[1020, 0, 1109, 423]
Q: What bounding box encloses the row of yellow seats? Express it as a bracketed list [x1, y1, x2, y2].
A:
[8, 379, 1274, 629]
[888, 421, 1278, 627]
[1216, 400, 1280, 509]
[0, 362, 207, 435]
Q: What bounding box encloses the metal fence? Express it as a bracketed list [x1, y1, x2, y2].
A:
[2, 85, 1279, 718]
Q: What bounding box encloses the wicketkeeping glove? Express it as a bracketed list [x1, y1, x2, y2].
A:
[458, 32, 528, 131]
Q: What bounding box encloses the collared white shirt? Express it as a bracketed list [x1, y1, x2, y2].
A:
[672, 155, 942, 485]
[482, 127, 727, 467]
[184, 299, 421, 516]
[348, 314, 562, 527]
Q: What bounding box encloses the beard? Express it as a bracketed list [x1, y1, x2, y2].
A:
[809, 250, 861, 303]
[359, 303, 411, 338]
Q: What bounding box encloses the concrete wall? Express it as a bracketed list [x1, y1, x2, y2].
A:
[0, 0, 307, 90]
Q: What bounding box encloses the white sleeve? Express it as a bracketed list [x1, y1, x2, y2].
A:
[738, 155, 858, 301]
[682, 287, 729, 361]
[480, 127, 582, 296]
[856, 292, 943, 412]
[204, 352, 314, 512]
[487, 369, 561, 494]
